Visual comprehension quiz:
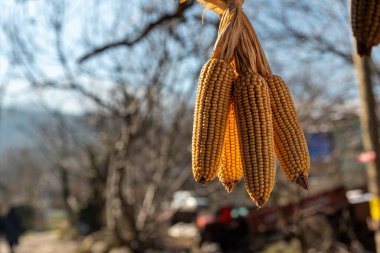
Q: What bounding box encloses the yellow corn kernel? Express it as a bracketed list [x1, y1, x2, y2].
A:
[234, 72, 275, 208]
[218, 98, 243, 193]
[265, 75, 310, 190]
[192, 58, 234, 185]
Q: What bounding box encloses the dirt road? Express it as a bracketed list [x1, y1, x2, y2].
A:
[0, 231, 79, 253]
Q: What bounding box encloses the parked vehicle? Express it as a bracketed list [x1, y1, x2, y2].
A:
[197, 187, 375, 252]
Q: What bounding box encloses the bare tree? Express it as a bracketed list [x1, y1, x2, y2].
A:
[1, 0, 379, 251]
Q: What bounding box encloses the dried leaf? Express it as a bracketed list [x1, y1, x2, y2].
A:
[179, 0, 227, 14]
[198, 0, 227, 14]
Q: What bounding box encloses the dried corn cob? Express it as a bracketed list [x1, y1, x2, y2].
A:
[192, 58, 234, 184]
[234, 73, 275, 207]
[351, 0, 380, 56]
[218, 98, 243, 192]
[265, 75, 310, 190]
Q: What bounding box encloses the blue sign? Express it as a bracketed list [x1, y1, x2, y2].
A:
[306, 133, 333, 162]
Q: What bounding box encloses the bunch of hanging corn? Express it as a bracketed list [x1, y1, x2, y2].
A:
[190, 0, 310, 208]
[351, 0, 380, 56]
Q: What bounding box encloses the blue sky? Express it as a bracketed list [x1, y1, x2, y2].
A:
[0, 0, 378, 115]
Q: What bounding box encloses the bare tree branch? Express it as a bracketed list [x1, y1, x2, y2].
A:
[78, 0, 195, 63]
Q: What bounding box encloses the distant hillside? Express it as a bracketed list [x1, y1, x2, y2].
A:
[0, 107, 91, 157]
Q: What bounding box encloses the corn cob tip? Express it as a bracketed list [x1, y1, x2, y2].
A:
[357, 42, 372, 57]
[256, 198, 265, 209]
[294, 174, 309, 190]
[221, 180, 239, 193]
[197, 177, 208, 186]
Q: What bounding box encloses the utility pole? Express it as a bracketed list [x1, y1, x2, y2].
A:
[352, 53, 380, 252]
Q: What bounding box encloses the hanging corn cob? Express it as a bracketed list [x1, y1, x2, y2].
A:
[234, 73, 275, 207]
[192, 2, 242, 184]
[218, 97, 243, 192]
[351, 0, 380, 56]
[238, 14, 310, 190]
[265, 75, 310, 190]
[192, 58, 234, 184]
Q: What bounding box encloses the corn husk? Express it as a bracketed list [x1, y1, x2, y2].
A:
[212, 5, 243, 62]
[208, 0, 271, 76]
[180, 0, 227, 14]
[197, 0, 227, 14]
[234, 12, 272, 75]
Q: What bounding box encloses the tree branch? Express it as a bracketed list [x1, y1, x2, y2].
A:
[78, 1, 195, 63]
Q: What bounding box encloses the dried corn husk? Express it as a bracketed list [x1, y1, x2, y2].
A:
[197, 0, 227, 14]
[212, 3, 244, 62]
[180, 0, 227, 14]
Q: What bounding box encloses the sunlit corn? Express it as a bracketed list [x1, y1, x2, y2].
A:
[264, 75, 310, 190]
[218, 98, 243, 192]
[234, 73, 275, 207]
[192, 58, 234, 185]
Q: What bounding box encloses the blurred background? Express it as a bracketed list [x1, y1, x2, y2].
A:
[0, 0, 379, 252]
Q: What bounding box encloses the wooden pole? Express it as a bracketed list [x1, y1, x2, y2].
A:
[352, 53, 380, 252]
